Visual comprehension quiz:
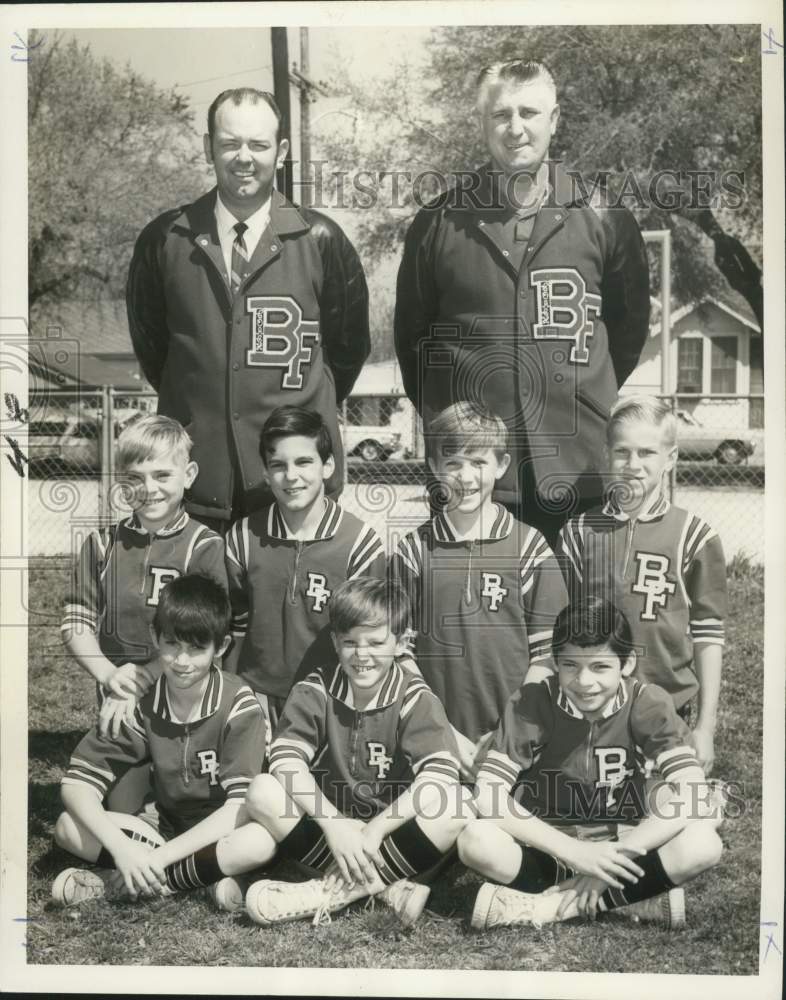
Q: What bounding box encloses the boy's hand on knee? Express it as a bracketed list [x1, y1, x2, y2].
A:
[109, 839, 167, 900]
[567, 839, 645, 889]
[691, 725, 715, 776]
[323, 817, 379, 889]
[359, 823, 385, 870]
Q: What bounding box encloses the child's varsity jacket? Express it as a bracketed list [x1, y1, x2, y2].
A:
[389, 505, 568, 741]
[61, 510, 226, 666]
[556, 494, 726, 708]
[62, 668, 265, 836]
[476, 673, 698, 825]
[225, 498, 386, 699]
[269, 660, 460, 819]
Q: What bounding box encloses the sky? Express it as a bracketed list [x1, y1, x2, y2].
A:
[66, 26, 431, 136]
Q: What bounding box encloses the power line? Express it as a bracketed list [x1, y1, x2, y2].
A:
[176, 64, 272, 89]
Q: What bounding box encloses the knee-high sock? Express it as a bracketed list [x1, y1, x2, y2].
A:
[375, 817, 445, 886]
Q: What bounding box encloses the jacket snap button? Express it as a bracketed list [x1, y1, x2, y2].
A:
[232, 363, 239, 371]
[271, 244, 278, 252]
[502, 250, 510, 257]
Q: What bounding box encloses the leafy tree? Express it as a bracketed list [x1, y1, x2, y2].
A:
[28, 31, 207, 313]
[318, 24, 762, 333]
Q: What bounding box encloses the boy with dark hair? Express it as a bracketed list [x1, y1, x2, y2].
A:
[61, 414, 228, 809]
[556, 395, 727, 773]
[52, 575, 268, 906]
[225, 405, 385, 733]
[213, 577, 467, 927]
[390, 401, 567, 773]
[458, 596, 724, 931]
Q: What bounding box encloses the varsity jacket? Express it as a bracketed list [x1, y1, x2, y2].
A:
[476, 674, 697, 825]
[389, 505, 568, 741]
[556, 494, 726, 708]
[127, 188, 369, 520]
[394, 162, 650, 507]
[62, 668, 265, 836]
[269, 660, 460, 819]
[225, 498, 386, 699]
[61, 510, 226, 666]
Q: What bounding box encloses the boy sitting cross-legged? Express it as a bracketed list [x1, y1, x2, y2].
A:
[458, 596, 724, 931]
[390, 402, 567, 775]
[51, 575, 268, 906]
[556, 395, 727, 774]
[214, 577, 467, 927]
[225, 405, 386, 734]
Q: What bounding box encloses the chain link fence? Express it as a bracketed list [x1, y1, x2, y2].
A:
[27, 388, 764, 566]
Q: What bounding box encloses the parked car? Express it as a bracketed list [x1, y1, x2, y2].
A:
[339, 415, 403, 462]
[27, 409, 141, 474]
[676, 410, 756, 465]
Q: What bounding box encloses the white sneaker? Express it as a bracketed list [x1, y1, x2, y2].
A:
[375, 880, 431, 927]
[51, 868, 115, 906]
[245, 877, 370, 927]
[619, 888, 686, 929]
[470, 882, 548, 931]
[207, 876, 247, 913]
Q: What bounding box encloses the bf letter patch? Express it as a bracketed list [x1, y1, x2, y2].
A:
[306, 572, 331, 612]
[481, 573, 508, 612]
[367, 742, 393, 779]
[146, 568, 180, 607]
[246, 295, 319, 389]
[196, 750, 219, 786]
[530, 267, 600, 364]
[631, 553, 676, 620]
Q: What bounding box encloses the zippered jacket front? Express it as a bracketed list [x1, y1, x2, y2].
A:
[269, 660, 460, 819]
[476, 674, 697, 825]
[390, 505, 568, 741]
[556, 495, 727, 707]
[225, 499, 386, 698]
[62, 668, 266, 836]
[127, 188, 370, 520]
[62, 510, 227, 666]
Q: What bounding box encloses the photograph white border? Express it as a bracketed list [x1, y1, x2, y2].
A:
[1, 2, 783, 996]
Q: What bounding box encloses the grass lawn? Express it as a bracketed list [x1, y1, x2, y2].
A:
[25, 558, 763, 972]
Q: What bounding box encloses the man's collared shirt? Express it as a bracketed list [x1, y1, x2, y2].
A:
[214, 193, 272, 283]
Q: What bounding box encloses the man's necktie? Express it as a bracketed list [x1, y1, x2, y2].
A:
[230, 221, 249, 293]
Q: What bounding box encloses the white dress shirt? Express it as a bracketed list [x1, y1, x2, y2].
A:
[214, 194, 272, 283]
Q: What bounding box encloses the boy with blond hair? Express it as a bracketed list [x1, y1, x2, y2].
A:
[556, 395, 727, 772]
[390, 402, 567, 772]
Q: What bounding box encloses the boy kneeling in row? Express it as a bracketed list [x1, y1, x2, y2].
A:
[460, 596, 724, 930]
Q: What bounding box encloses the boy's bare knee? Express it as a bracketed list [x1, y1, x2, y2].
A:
[53, 811, 76, 851]
[457, 819, 490, 867]
[691, 822, 723, 869]
[245, 772, 281, 821]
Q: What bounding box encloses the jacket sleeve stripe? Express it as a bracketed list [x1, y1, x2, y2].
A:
[347, 527, 385, 578]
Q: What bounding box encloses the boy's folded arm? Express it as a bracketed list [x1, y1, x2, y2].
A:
[616, 765, 709, 854]
[61, 782, 134, 858]
[269, 755, 344, 825]
[692, 643, 722, 774]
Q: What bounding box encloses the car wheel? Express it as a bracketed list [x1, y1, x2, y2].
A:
[716, 442, 745, 465]
[358, 440, 383, 462]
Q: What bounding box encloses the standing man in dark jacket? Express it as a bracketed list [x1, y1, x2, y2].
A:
[128, 88, 369, 527]
[395, 61, 650, 544]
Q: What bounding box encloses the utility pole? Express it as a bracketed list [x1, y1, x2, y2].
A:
[289, 27, 330, 208]
[299, 28, 311, 207]
[270, 27, 293, 200]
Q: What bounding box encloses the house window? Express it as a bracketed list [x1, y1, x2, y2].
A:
[710, 336, 738, 394]
[676, 339, 703, 393]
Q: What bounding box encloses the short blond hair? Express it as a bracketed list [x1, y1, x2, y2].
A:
[607, 396, 678, 449]
[427, 401, 509, 461]
[116, 414, 193, 470]
[476, 60, 557, 111]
